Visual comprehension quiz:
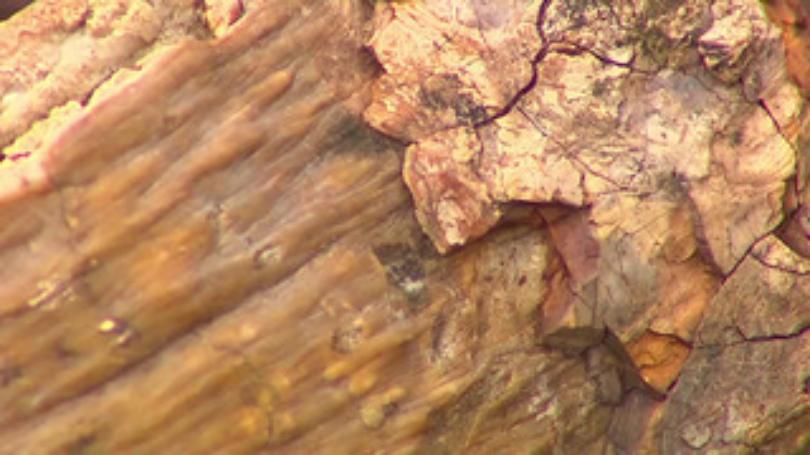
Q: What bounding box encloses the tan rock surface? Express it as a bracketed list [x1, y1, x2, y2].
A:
[0, 0, 808, 454]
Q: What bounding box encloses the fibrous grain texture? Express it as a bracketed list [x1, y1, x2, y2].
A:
[0, 0, 809, 454]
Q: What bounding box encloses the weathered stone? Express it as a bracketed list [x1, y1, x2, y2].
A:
[1, 0, 810, 453]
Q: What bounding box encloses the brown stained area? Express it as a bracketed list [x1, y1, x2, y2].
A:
[403, 127, 501, 253]
[625, 331, 690, 393]
[764, 0, 810, 95]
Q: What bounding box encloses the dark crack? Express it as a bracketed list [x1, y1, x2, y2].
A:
[462, 0, 656, 211]
[719, 230, 775, 283]
[696, 322, 810, 350]
[553, 40, 653, 75]
[472, 0, 651, 131]
[540, 325, 666, 403]
[734, 323, 810, 344]
[514, 104, 631, 196]
[472, 0, 554, 129]
[756, 97, 794, 150]
[750, 250, 810, 276]
[78, 69, 118, 107]
[756, 94, 805, 224]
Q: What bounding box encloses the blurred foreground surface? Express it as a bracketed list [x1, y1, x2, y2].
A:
[0, 0, 809, 453]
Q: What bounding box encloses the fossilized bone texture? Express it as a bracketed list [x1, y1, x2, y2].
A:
[365, 0, 800, 267]
[364, 0, 806, 358]
[1, 0, 810, 453]
[364, 1, 810, 451]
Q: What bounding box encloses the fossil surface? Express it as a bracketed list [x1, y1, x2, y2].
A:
[0, 0, 809, 453]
